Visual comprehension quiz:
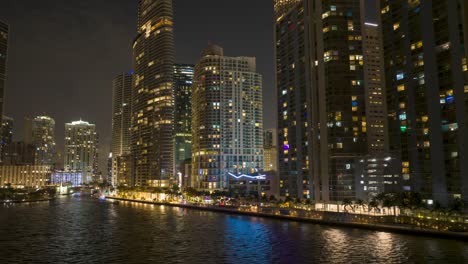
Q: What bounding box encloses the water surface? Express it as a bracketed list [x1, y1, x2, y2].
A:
[0, 197, 466, 263]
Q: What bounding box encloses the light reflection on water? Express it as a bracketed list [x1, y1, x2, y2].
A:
[0, 197, 466, 264]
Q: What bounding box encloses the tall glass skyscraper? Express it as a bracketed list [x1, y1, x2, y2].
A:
[111, 73, 133, 187]
[64, 120, 98, 183]
[112, 73, 132, 156]
[274, 0, 376, 201]
[32, 116, 56, 166]
[192, 45, 263, 190]
[379, 0, 468, 204]
[132, 0, 175, 186]
[0, 20, 8, 129]
[174, 64, 194, 174]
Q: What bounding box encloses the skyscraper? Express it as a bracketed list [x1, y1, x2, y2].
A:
[0, 20, 8, 127]
[274, 0, 313, 199]
[264, 129, 276, 149]
[274, 0, 373, 201]
[111, 73, 133, 186]
[132, 0, 175, 186]
[174, 64, 194, 174]
[0, 115, 13, 162]
[64, 120, 98, 183]
[379, 0, 468, 204]
[32, 116, 56, 166]
[111, 73, 132, 156]
[192, 45, 263, 190]
[264, 129, 278, 172]
[362, 22, 388, 154]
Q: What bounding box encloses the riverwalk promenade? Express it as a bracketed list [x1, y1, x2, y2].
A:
[107, 196, 468, 241]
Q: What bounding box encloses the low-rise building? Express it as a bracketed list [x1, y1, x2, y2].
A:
[50, 171, 83, 187]
[0, 165, 52, 188]
[229, 172, 279, 198]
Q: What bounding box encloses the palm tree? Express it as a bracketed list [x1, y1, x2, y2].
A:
[355, 199, 366, 214]
[342, 198, 353, 213]
[368, 199, 379, 215]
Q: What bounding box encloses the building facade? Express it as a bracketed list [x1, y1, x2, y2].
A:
[1, 141, 35, 165]
[274, 0, 313, 200]
[379, 0, 468, 204]
[112, 73, 132, 156]
[0, 165, 52, 188]
[111, 73, 133, 186]
[263, 129, 278, 172]
[192, 45, 263, 190]
[51, 171, 83, 187]
[354, 154, 401, 201]
[174, 64, 194, 174]
[64, 120, 98, 183]
[0, 21, 8, 129]
[0, 115, 13, 162]
[264, 147, 278, 172]
[31, 116, 56, 166]
[131, 0, 175, 186]
[274, 0, 381, 201]
[362, 22, 388, 154]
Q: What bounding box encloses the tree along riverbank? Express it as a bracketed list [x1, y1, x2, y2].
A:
[106, 195, 468, 241]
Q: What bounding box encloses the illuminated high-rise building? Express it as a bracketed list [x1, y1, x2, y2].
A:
[264, 129, 276, 149]
[174, 64, 194, 173]
[111, 73, 132, 156]
[192, 45, 263, 190]
[379, 0, 468, 204]
[274, 0, 374, 201]
[111, 73, 133, 186]
[0, 20, 8, 129]
[132, 0, 175, 186]
[0, 115, 13, 162]
[32, 116, 56, 166]
[64, 120, 98, 183]
[362, 22, 388, 154]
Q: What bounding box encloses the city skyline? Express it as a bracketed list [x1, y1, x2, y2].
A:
[0, 1, 378, 164]
[0, 1, 467, 263]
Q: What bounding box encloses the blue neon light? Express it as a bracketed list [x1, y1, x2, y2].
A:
[228, 173, 266, 180]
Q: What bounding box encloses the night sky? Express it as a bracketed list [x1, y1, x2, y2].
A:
[0, 0, 377, 170]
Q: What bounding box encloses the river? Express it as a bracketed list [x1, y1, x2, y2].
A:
[0, 196, 466, 263]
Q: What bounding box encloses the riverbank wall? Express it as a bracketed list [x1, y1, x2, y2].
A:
[106, 196, 468, 241]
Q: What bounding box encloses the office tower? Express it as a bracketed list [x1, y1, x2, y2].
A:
[264, 129, 276, 148]
[0, 21, 8, 127]
[274, 0, 314, 200]
[263, 129, 278, 172]
[111, 73, 133, 186]
[0, 115, 13, 162]
[264, 147, 278, 172]
[112, 73, 132, 156]
[1, 116, 12, 145]
[174, 64, 194, 173]
[64, 120, 98, 183]
[362, 22, 388, 154]
[192, 45, 263, 190]
[379, 0, 468, 204]
[32, 116, 56, 166]
[132, 0, 175, 186]
[274, 0, 370, 201]
[1, 141, 35, 165]
[24, 117, 33, 144]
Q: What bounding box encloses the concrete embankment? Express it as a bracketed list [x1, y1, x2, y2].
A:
[106, 196, 468, 241]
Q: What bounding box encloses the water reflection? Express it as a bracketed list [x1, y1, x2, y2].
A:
[0, 197, 466, 264]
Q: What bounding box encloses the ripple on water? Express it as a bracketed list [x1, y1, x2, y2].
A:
[0, 197, 466, 264]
